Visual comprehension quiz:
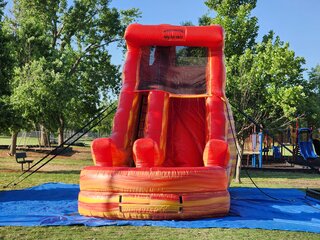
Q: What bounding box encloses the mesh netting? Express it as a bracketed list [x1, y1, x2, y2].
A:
[138, 46, 208, 95]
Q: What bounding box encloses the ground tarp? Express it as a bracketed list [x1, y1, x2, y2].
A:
[0, 183, 319, 233]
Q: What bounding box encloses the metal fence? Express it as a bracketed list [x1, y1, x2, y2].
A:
[0, 130, 106, 147]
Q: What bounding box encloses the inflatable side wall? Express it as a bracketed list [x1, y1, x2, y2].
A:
[78, 24, 237, 220]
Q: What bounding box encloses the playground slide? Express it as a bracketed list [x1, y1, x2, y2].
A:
[299, 141, 318, 160]
[313, 139, 320, 155]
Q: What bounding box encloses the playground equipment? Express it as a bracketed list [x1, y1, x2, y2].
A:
[246, 126, 320, 169]
[298, 128, 318, 160]
[78, 24, 237, 220]
[243, 131, 264, 168]
[241, 121, 320, 170]
[290, 128, 320, 167]
[313, 138, 320, 156]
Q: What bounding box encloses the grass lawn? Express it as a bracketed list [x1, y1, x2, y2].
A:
[0, 135, 40, 146]
[0, 135, 93, 147]
[0, 147, 319, 240]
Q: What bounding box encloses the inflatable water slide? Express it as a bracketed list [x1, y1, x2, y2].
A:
[78, 24, 237, 220]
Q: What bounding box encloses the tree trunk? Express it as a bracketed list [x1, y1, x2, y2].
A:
[58, 117, 64, 146]
[9, 131, 18, 156]
[40, 125, 50, 147]
[234, 139, 244, 183]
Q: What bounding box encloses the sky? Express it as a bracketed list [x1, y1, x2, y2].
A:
[4, 1, 320, 75]
[109, 0, 320, 75]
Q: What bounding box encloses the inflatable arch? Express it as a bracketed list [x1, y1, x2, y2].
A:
[78, 24, 237, 220]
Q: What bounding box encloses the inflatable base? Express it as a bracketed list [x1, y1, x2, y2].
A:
[78, 166, 230, 220]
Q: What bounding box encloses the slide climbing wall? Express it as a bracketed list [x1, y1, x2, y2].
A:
[78, 24, 237, 220]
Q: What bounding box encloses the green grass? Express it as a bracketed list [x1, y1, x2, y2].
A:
[0, 135, 93, 147]
[0, 146, 92, 189]
[0, 147, 319, 239]
[1, 226, 320, 240]
[231, 170, 320, 188]
[0, 135, 40, 146]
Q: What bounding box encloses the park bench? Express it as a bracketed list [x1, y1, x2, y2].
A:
[15, 152, 33, 171]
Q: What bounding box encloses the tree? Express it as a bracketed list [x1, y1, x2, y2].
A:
[7, 0, 140, 147]
[200, 0, 258, 58]
[201, 0, 307, 182]
[309, 65, 320, 94]
[0, 0, 21, 155]
[227, 32, 306, 134]
[0, 0, 14, 131]
[302, 65, 320, 128]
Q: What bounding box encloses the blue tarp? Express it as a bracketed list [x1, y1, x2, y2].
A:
[0, 183, 319, 233]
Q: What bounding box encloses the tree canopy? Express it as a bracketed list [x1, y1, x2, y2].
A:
[303, 65, 320, 128]
[0, 0, 15, 132]
[201, 0, 316, 139]
[1, 0, 319, 148]
[5, 0, 140, 144]
[200, 0, 258, 58]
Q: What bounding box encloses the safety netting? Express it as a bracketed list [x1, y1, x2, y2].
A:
[138, 46, 208, 95]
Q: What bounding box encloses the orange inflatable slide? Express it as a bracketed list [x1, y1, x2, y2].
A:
[78, 24, 237, 220]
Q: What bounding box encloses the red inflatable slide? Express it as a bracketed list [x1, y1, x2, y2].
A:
[78, 24, 237, 220]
